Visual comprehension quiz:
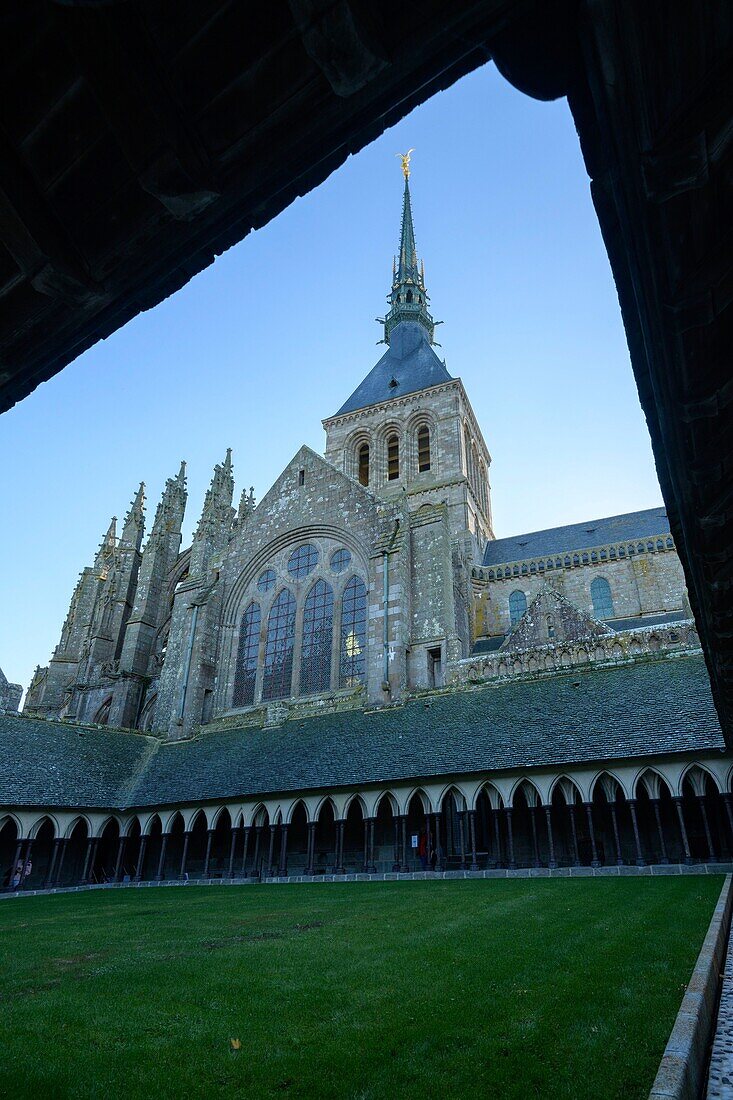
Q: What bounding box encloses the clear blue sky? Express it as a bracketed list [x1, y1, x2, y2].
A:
[0, 63, 663, 694]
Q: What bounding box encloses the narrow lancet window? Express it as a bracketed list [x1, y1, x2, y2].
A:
[358, 442, 370, 486]
[340, 576, 367, 687]
[591, 577, 614, 619]
[387, 434, 400, 481]
[508, 589, 527, 626]
[233, 601, 261, 706]
[262, 589, 296, 701]
[417, 426, 431, 472]
[300, 579, 334, 695]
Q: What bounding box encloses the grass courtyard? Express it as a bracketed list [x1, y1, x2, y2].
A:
[0, 878, 721, 1099]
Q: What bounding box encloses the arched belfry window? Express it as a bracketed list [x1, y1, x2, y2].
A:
[508, 589, 527, 626]
[262, 589, 296, 701]
[358, 442, 369, 486]
[233, 601, 261, 706]
[300, 579, 334, 695]
[417, 426, 431, 472]
[387, 434, 399, 481]
[591, 577, 614, 619]
[340, 576, 367, 687]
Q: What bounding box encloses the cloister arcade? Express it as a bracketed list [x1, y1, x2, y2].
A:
[3, 758, 732, 891]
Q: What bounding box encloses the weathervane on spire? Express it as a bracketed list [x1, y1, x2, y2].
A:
[396, 148, 414, 180]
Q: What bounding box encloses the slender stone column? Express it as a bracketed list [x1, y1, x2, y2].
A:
[674, 798, 693, 863]
[179, 831, 191, 878]
[530, 806, 540, 867]
[651, 800, 669, 864]
[699, 796, 717, 862]
[368, 818, 376, 873]
[227, 827, 239, 877]
[468, 810, 479, 871]
[584, 803, 600, 867]
[335, 820, 345, 874]
[9, 839, 22, 889]
[362, 817, 369, 872]
[253, 826, 262, 877]
[266, 824, 277, 877]
[393, 817, 400, 868]
[135, 835, 148, 882]
[492, 808, 502, 866]
[609, 802, 623, 865]
[156, 835, 168, 881]
[457, 812, 466, 869]
[505, 808, 515, 870]
[53, 838, 69, 886]
[544, 807, 556, 869]
[568, 804, 580, 866]
[44, 838, 61, 888]
[80, 837, 96, 885]
[203, 829, 214, 877]
[627, 800, 645, 866]
[305, 822, 316, 876]
[432, 813, 443, 871]
[114, 836, 126, 881]
[722, 794, 733, 851]
[278, 824, 289, 876]
[240, 827, 251, 876]
[400, 816, 408, 872]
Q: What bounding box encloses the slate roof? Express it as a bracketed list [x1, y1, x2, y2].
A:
[333, 321, 452, 416]
[482, 507, 671, 567]
[609, 611, 687, 633]
[0, 657, 724, 811]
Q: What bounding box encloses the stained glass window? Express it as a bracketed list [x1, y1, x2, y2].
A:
[417, 426, 431, 472]
[262, 589, 296, 700]
[358, 443, 369, 486]
[591, 577, 614, 619]
[287, 544, 319, 579]
[233, 601, 260, 706]
[340, 575, 367, 687]
[508, 589, 527, 626]
[387, 434, 399, 480]
[330, 548, 351, 574]
[257, 569, 276, 593]
[300, 580, 334, 695]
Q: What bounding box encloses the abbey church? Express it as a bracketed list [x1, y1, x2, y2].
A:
[2, 168, 731, 888]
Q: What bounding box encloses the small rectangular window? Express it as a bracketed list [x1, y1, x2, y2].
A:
[298, 469, 305, 486]
[387, 435, 399, 480]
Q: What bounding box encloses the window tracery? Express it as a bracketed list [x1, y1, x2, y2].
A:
[233, 601, 260, 706]
[340, 575, 367, 687]
[300, 580, 334, 695]
[262, 589, 296, 700]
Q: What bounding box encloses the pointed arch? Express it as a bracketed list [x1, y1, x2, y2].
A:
[590, 576, 614, 619]
[314, 795, 338, 821]
[401, 787, 430, 814]
[343, 793, 368, 819]
[64, 814, 91, 839]
[680, 762, 721, 797]
[93, 696, 113, 725]
[508, 589, 527, 626]
[437, 783, 469, 813]
[142, 811, 163, 836]
[164, 809, 185, 834]
[635, 767, 672, 800]
[29, 813, 58, 840]
[286, 798, 310, 825]
[475, 781, 504, 810]
[591, 771, 625, 801]
[510, 778, 541, 808]
[233, 600, 261, 707]
[549, 775, 583, 805]
[374, 790, 399, 816]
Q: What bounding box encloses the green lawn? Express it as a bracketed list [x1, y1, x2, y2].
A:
[0, 878, 721, 1099]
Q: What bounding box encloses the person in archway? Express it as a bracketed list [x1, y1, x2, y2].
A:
[418, 829, 428, 871]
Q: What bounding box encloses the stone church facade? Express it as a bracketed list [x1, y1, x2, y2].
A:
[4, 170, 733, 889]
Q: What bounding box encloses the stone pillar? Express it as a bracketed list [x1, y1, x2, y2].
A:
[544, 806, 556, 869]
[609, 802, 623, 865]
[156, 835, 168, 881]
[368, 818, 376, 873]
[722, 794, 733, 850]
[278, 824, 289, 877]
[228, 827, 239, 878]
[80, 837, 96, 885]
[335, 820, 345, 874]
[9, 838, 22, 888]
[305, 822, 316, 876]
[492, 808, 502, 867]
[266, 824, 277, 877]
[627, 800, 645, 866]
[568, 804, 580, 866]
[699, 796, 717, 862]
[529, 806, 540, 868]
[362, 817, 369, 873]
[392, 817, 400, 870]
[457, 811, 466, 870]
[179, 831, 191, 878]
[674, 798, 693, 863]
[240, 827, 251, 876]
[135, 835, 148, 882]
[19, 838, 34, 889]
[432, 813, 443, 871]
[252, 826, 262, 876]
[203, 829, 214, 877]
[651, 800, 669, 864]
[584, 803, 600, 868]
[505, 808, 515, 870]
[468, 810, 479, 871]
[44, 839, 61, 888]
[114, 836, 126, 881]
[400, 816, 408, 872]
[53, 838, 69, 886]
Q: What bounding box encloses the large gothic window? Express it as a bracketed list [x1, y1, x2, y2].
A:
[300, 580, 334, 695]
[387, 434, 399, 481]
[590, 577, 614, 619]
[508, 589, 527, 626]
[417, 426, 431, 472]
[340, 576, 367, 687]
[358, 442, 370, 486]
[233, 601, 260, 706]
[262, 589, 296, 700]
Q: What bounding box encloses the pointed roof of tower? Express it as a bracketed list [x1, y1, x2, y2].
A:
[150, 461, 188, 537]
[331, 156, 451, 418]
[120, 482, 145, 548]
[94, 516, 117, 566]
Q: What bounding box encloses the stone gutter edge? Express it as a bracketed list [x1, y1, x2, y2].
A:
[649, 873, 732, 1100]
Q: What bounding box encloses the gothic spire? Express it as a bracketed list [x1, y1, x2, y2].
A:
[151, 461, 187, 537]
[120, 482, 145, 549]
[191, 449, 235, 574]
[383, 156, 436, 345]
[95, 516, 117, 565]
